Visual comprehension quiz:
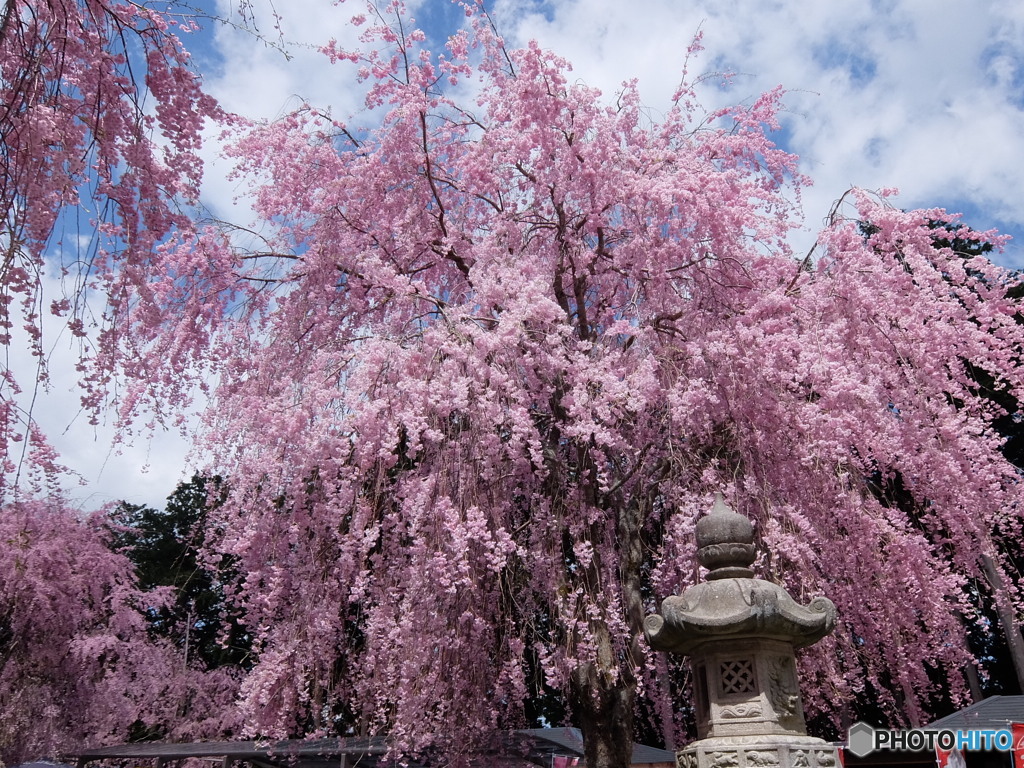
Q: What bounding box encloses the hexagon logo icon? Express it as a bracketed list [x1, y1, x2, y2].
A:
[848, 722, 876, 758]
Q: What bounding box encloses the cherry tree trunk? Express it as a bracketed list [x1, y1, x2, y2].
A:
[980, 553, 1024, 692]
[571, 652, 637, 768]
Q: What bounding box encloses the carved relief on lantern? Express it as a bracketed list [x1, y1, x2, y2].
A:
[767, 656, 800, 725]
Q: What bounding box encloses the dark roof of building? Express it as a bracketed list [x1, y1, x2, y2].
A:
[516, 727, 675, 764]
[73, 737, 390, 768]
[72, 728, 676, 768]
[927, 696, 1024, 732]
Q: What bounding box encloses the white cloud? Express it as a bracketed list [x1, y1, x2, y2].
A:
[206, 0, 368, 121]
[3, 272, 197, 512]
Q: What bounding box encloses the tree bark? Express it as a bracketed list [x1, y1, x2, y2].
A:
[963, 662, 984, 702]
[568, 493, 652, 768]
[980, 553, 1024, 693]
[571, 655, 636, 768]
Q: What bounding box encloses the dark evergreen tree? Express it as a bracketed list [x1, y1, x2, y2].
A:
[109, 475, 251, 671]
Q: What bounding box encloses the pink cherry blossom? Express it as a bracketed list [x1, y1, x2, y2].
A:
[2, 2, 1023, 766]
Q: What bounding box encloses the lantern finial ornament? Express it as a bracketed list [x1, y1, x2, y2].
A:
[695, 493, 756, 578]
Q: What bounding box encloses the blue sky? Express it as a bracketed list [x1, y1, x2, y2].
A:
[37, 0, 1024, 509]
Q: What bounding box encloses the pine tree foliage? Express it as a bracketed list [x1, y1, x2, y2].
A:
[109, 475, 251, 672]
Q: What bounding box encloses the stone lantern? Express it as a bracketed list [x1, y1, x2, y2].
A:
[644, 495, 840, 768]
